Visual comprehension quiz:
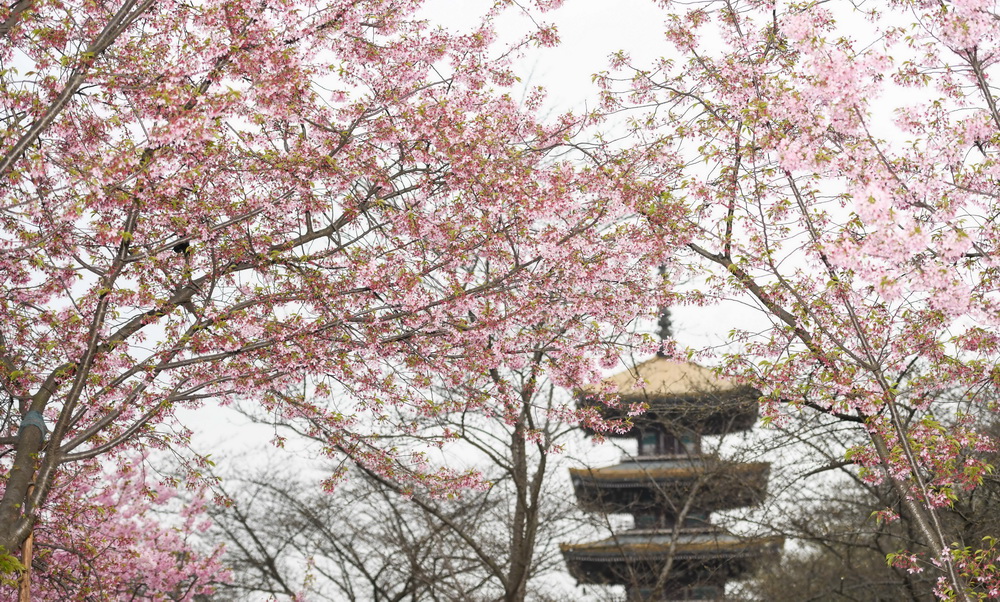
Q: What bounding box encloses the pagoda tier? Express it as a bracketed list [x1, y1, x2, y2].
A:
[562, 528, 784, 590]
[578, 357, 760, 436]
[569, 457, 771, 514]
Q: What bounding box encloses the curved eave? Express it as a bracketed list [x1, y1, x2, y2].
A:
[569, 461, 771, 513]
[561, 535, 784, 561]
[577, 386, 761, 436]
[577, 358, 760, 435]
[569, 461, 770, 483]
[561, 534, 784, 587]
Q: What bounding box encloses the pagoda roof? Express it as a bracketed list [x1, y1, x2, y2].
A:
[579, 356, 760, 435]
[598, 357, 742, 396]
[562, 529, 783, 587]
[562, 528, 782, 559]
[569, 458, 770, 513]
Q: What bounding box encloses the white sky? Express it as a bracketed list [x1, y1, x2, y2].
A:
[421, 0, 667, 112]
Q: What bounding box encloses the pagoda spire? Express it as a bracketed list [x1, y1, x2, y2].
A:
[655, 267, 672, 349]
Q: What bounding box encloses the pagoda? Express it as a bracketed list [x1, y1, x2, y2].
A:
[561, 355, 783, 601]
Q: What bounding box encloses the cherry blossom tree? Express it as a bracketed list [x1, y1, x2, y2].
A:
[606, 0, 1000, 599]
[10, 458, 227, 600]
[0, 0, 679, 588]
[741, 398, 1000, 601]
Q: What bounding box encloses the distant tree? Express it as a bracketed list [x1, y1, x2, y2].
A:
[744, 405, 1000, 601]
[210, 468, 498, 601]
[207, 351, 608, 601]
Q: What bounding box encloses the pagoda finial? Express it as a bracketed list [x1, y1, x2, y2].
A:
[656, 266, 672, 347]
[656, 307, 672, 342]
